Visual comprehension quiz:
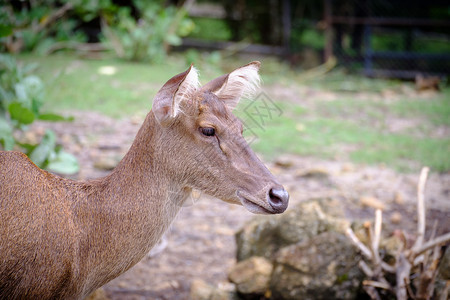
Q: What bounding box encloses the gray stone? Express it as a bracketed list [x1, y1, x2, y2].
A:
[228, 256, 273, 295]
[190, 279, 213, 300]
[270, 231, 364, 300]
[93, 157, 118, 170]
[235, 198, 349, 261]
[190, 279, 239, 300]
[85, 288, 109, 300]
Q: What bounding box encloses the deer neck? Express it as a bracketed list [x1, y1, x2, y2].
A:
[77, 112, 190, 287]
[110, 111, 188, 211]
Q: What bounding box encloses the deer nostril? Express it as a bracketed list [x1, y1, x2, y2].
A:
[268, 187, 289, 212]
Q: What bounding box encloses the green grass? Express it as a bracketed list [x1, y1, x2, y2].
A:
[304, 69, 404, 93]
[249, 113, 450, 172]
[390, 90, 450, 126]
[15, 53, 450, 172]
[18, 54, 190, 118]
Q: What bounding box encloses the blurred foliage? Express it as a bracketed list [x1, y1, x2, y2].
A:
[101, 0, 195, 62]
[0, 0, 88, 54]
[0, 0, 194, 62]
[0, 54, 79, 174]
[188, 17, 231, 41]
[291, 27, 324, 52]
[184, 49, 222, 71]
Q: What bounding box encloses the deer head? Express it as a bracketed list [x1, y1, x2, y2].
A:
[151, 62, 288, 214]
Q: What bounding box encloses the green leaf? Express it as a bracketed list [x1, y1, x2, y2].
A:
[47, 150, 80, 175]
[0, 25, 13, 38]
[14, 83, 29, 103]
[165, 34, 181, 46]
[17, 142, 38, 153]
[29, 130, 56, 167]
[8, 102, 35, 125]
[38, 113, 74, 122]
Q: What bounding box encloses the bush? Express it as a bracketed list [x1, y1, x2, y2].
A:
[101, 0, 195, 62]
[0, 1, 87, 54]
[0, 54, 79, 175]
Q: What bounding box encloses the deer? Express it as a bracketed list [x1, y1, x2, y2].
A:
[0, 61, 289, 299]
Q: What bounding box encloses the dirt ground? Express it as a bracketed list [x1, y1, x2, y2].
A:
[30, 89, 449, 300]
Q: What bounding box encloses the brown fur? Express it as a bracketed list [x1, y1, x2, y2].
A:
[0, 62, 288, 299]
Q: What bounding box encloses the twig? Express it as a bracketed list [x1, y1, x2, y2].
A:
[414, 232, 450, 257]
[363, 286, 382, 300]
[438, 281, 449, 300]
[373, 209, 382, 251]
[372, 210, 382, 266]
[100, 16, 125, 58]
[396, 253, 411, 300]
[311, 202, 326, 220]
[405, 277, 417, 300]
[346, 167, 448, 299]
[346, 227, 372, 259]
[417, 269, 434, 300]
[358, 260, 374, 277]
[413, 167, 429, 252]
[44, 42, 107, 55]
[380, 262, 396, 274]
[363, 280, 392, 290]
[33, 2, 73, 34]
[297, 56, 337, 81]
[365, 222, 376, 259]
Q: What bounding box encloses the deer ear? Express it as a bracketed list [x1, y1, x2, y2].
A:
[152, 65, 200, 124]
[201, 61, 261, 110]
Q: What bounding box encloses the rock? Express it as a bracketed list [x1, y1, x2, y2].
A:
[234, 198, 368, 299]
[23, 131, 39, 145]
[394, 192, 405, 205]
[274, 156, 294, 168]
[235, 216, 283, 261]
[359, 196, 386, 210]
[93, 157, 119, 170]
[235, 198, 349, 261]
[85, 288, 109, 300]
[295, 168, 330, 179]
[390, 211, 402, 224]
[190, 279, 215, 300]
[270, 231, 364, 300]
[341, 163, 355, 173]
[228, 256, 273, 295]
[190, 279, 239, 300]
[210, 291, 238, 300]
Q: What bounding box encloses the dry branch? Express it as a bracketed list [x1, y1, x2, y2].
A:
[33, 2, 74, 34]
[347, 166, 449, 300]
[414, 233, 450, 257]
[412, 167, 429, 252]
[346, 228, 372, 259]
[363, 280, 391, 290]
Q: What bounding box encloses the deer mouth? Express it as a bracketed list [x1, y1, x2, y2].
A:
[237, 191, 273, 214]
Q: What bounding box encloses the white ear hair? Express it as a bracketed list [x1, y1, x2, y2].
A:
[171, 66, 200, 117]
[214, 62, 260, 110]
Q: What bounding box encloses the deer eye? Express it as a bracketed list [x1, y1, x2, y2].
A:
[200, 127, 215, 137]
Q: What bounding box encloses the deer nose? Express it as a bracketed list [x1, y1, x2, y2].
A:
[268, 187, 289, 213]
